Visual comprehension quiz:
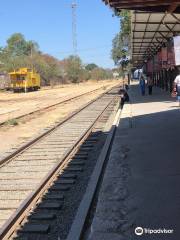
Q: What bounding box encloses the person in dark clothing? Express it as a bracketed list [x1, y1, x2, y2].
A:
[125, 84, 129, 91]
[119, 89, 130, 109]
[139, 73, 146, 96]
[147, 73, 153, 95]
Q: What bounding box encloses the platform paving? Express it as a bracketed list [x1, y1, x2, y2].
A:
[87, 83, 180, 240]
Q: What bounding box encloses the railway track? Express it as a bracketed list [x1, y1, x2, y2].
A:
[0, 84, 115, 126]
[0, 86, 121, 240]
[67, 107, 121, 240]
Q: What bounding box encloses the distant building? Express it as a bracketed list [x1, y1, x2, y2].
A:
[113, 72, 119, 79]
[0, 72, 11, 90]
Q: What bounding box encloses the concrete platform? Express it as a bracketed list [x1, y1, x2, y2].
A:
[87, 83, 180, 240]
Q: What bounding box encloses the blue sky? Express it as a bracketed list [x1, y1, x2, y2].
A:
[0, 0, 120, 68]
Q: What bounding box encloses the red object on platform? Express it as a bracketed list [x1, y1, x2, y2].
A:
[147, 59, 153, 74]
[161, 47, 168, 69]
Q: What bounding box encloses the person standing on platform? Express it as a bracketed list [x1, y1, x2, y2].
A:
[147, 73, 153, 95]
[174, 74, 180, 106]
[139, 73, 146, 96]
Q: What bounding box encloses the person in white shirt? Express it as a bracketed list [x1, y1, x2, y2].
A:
[174, 74, 180, 106]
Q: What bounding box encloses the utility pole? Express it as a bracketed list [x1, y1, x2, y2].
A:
[71, 1, 77, 55]
[30, 44, 33, 70]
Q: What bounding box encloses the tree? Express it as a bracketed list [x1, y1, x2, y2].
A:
[0, 33, 63, 86]
[64, 55, 83, 83]
[6, 33, 38, 57]
[85, 63, 98, 71]
[0, 33, 39, 72]
[111, 10, 131, 69]
[0, 49, 30, 72]
[79, 69, 91, 82]
[91, 67, 113, 81]
[29, 53, 63, 86]
[112, 34, 126, 66]
[0, 33, 113, 86]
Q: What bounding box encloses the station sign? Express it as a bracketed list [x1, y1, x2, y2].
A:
[173, 36, 180, 66]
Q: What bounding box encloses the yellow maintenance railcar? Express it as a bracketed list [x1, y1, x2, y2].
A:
[9, 68, 40, 92]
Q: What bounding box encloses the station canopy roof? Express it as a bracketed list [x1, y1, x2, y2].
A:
[132, 11, 180, 67]
[102, 1, 180, 13]
[103, 1, 180, 68]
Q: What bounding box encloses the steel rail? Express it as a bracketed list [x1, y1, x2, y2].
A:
[0, 84, 120, 167]
[0, 86, 120, 240]
[0, 84, 113, 127]
[67, 108, 121, 240]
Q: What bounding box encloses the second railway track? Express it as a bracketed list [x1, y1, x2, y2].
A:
[0, 85, 121, 240]
[0, 84, 115, 126]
